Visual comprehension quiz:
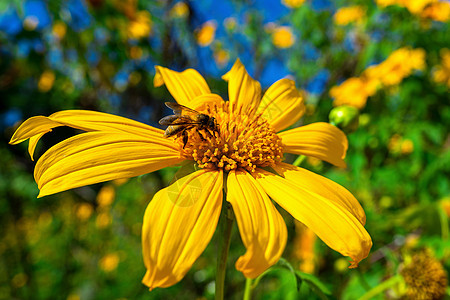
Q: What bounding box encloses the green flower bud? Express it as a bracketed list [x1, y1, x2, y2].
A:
[329, 105, 359, 132]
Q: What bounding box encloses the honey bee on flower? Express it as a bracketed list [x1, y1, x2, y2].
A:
[10, 59, 372, 290]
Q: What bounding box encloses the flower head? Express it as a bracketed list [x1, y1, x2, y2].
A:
[271, 26, 296, 49]
[128, 11, 152, 39]
[433, 48, 450, 87]
[334, 6, 366, 26]
[195, 21, 217, 47]
[400, 250, 448, 300]
[10, 59, 372, 290]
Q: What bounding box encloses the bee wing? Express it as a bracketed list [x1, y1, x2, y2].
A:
[160, 115, 201, 126]
[159, 115, 179, 126]
[165, 102, 200, 116]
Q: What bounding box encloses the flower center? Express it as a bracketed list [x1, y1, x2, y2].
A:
[175, 102, 283, 172]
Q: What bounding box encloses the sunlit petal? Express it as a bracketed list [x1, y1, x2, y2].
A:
[222, 59, 262, 115]
[279, 122, 348, 168]
[35, 131, 183, 197]
[273, 162, 366, 225]
[154, 66, 211, 106]
[257, 78, 305, 132]
[10, 110, 166, 160]
[253, 169, 372, 268]
[142, 169, 223, 290]
[227, 170, 287, 278]
[189, 93, 225, 112]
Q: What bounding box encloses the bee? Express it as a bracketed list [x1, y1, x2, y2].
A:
[159, 102, 218, 147]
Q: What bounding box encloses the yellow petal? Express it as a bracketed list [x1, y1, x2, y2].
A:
[34, 131, 183, 197]
[222, 59, 262, 115]
[28, 133, 45, 161]
[257, 78, 305, 132]
[154, 66, 211, 106]
[9, 110, 166, 160]
[189, 93, 225, 112]
[273, 162, 366, 225]
[253, 169, 372, 267]
[279, 122, 348, 168]
[9, 116, 62, 145]
[227, 170, 287, 278]
[142, 169, 223, 290]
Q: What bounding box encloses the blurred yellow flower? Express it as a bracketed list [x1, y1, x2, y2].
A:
[364, 47, 426, 86]
[282, 0, 306, 9]
[400, 139, 414, 154]
[196, 20, 217, 47]
[97, 185, 115, 208]
[433, 48, 450, 87]
[170, 2, 189, 18]
[376, 0, 450, 21]
[334, 6, 366, 26]
[214, 49, 230, 67]
[38, 71, 55, 92]
[402, 0, 436, 14]
[272, 26, 296, 49]
[421, 1, 450, 21]
[52, 21, 67, 40]
[128, 11, 152, 39]
[294, 222, 317, 273]
[99, 253, 120, 272]
[96, 211, 112, 228]
[76, 203, 94, 220]
[10, 59, 371, 290]
[330, 77, 378, 109]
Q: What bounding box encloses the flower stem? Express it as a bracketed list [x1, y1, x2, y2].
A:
[359, 274, 403, 300]
[215, 203, 234, 300]
[243, 278, 253, 300]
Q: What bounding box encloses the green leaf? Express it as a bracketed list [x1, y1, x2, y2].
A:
[276, 258, 303, 291]
[295, 271, 332, 300]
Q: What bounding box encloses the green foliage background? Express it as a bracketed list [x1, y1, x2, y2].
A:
[0, 0, 449, 299]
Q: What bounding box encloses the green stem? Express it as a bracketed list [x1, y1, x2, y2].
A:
[293, 155, 306, 167]
[215, 203, 234, 300]
[359, 274, 403, 300]
[243, 278, 253, 300]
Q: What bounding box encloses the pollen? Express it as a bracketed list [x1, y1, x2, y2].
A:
[175, 102, 284, 172]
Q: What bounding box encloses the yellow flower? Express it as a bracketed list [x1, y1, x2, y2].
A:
[376, 0, 436, 14]
[281, 0, 306, 9]
[99, 252, 120, 272]
[364, 47, 426, 86]
[334, 6, 366, 26]
[402, 0, 436, 14]
[10, 59, 372, 290]
[76, 203, 94, 220]
[38, 71, 55, 92]
[52, 21, 67, 40]
[294, 222, 317, 273]
[330, 77, 379, 109]
[195, 21, 217, 47]
[170, 2, 189, 18]
[128, 11, 152, 39]
[421, 1, 450, 21]
[97, 185, 115, 208]
[433, 48, 450, 87]
[214, 49, 230, 67]
[271, 26, 296, 49]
